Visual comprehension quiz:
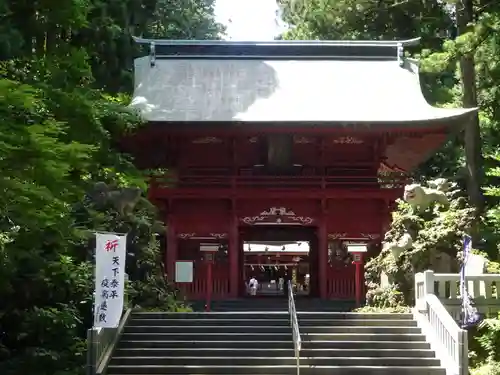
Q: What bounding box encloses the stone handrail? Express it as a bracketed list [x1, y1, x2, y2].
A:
[423, 271, 500, 320]
[87, 274, 132, 375]
[86, 308, 132, 375]
[414, 270, 468, 375]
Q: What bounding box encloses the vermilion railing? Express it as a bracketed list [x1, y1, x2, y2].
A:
[174, 263, 230, 300]
[326, 265, 357, 299]
[150, 174, 408, 190]
[175, 278, 230, 300]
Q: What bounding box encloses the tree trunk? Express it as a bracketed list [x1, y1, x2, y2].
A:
[456, 0, 484, 212]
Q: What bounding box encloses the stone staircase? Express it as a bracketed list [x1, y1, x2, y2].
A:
[107, 307, 445, 374]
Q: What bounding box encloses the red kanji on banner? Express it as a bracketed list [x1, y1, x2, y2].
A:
[105, 239, 119, 252]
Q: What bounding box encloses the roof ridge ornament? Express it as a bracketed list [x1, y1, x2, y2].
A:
[131, 36, 421, 61]
[397, 42, 404, 67]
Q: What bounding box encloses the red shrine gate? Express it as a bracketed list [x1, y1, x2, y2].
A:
[152, 194, 394, 300]
[122, 38, 477, 302]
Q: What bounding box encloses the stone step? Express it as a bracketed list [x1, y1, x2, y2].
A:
[130, 312, 289, 320]
[128, 318, 417, 327]
[211, 309, 355, 313]
[121, 332, 426, 342]
[124, 325, 292, 334]
[198, 298, 357, 311]
[110, 356, 441, 366]
[301, 333, 426, 341]
[129, 318, 290, 326]
[118, 340, 430, 350]
[299, 319, 417, 327]
[301, 326, 421, 334]
[130, 312, 413, 320]
[124, 325, 421, 334]
[118, 340, 293, 349]
[298, 312, 414, 320]
[302, 340, 431, 349]
[209, 307, 356, 312]
[121, 332, 292, 341]
[115, 347, 436, 358]
[106, 365, 446, 375]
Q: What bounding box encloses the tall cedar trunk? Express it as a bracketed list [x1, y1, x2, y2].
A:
[456, 0, 484, 213]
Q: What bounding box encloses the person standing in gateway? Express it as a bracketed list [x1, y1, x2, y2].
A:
[248, 276, 258, 296]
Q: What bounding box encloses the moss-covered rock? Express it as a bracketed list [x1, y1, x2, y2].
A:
[365, 179, 475, 306]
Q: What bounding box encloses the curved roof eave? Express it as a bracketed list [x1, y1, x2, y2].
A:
[129, 56, 478, 125]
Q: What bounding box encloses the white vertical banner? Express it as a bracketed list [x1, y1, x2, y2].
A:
[94, 232, 127, 328]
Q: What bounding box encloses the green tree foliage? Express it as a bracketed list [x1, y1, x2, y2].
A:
[0, 1, 222, 374]
[485, 153, 500, 229]
[0, 0, 223, 92]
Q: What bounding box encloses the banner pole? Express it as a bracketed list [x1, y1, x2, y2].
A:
[461, 235, 471, 326]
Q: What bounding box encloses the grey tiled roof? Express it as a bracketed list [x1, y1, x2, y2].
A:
[130, 56, 476, 124]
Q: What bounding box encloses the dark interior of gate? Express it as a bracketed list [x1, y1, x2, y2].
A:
[121, 39, 476, 304]
[241, 227, 316, 298]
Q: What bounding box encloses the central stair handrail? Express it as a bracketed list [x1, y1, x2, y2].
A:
[288, 280, 301, 375]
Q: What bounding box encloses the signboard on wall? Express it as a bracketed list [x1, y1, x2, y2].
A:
[200, 243, 219, 252]
[175, 261, 193, 283]
[346, 244, 368, 253]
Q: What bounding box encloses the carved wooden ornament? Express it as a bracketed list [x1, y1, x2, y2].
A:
[241, 207, 314, 225]
[332, 136, 363, 144]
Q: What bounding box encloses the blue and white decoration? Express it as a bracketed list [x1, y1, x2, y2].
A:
[460, 234, 483, 329]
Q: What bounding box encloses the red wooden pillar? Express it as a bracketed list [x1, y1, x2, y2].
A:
[166, 215, 177, 282]
[239, 234, 245, 296]
[205, 253, 214, 311]
[229, 212, 239, 298]
[318, 217, 328, 299]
